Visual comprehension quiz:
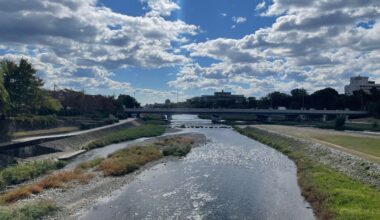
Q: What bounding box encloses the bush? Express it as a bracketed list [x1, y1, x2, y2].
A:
[0, 201, 58, 220]
[334, 115, 346, 130]
[99, 146, 162, 176]
[0, 160, 65, 186]
[163, 145, 191, 157]
[13, 115, 58, 130]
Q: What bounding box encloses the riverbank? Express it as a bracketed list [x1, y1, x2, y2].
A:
[0, 132, 206, 220]
[235, 126, 380, 220]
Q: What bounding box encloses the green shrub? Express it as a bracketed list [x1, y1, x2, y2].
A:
[0, 201, 58, 220]
[334, 115, 346, 130]
[0, 160, 65, 186]
[163, 145, 191, 157]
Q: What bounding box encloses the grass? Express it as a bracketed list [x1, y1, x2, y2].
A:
[158, 136, 194, 157]
[0, 160, 66, 189]
[0, 170, 93, 204]
[99, 136, 196, 176]
[85, 124, 166, 150]
[0, 200, 58, 220]
[314, 135, 380, 158]
[99, 146, 163, 176]
[235, 126, 380, 220]
[76, 158, 104, 170]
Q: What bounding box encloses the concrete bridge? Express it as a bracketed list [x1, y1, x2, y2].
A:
[125, 108, 368, 122]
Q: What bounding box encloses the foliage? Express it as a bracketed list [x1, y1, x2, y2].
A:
[236, 126, 380, 220]
[117, 94, 140, 108]
[76, 158, 104, 170]
[2, 59, 44, 115]
[0, 201, 58, 220]
[0, 170, 93, 204]
[85, 124, 165, 150]
[38, 92, 62, 115]
[335, 115, 346, 130]
[13, 115, 59, 130]
[0, 160, 65, 188]
[0, 63, 10, 115]
[99, 145, 162, 176]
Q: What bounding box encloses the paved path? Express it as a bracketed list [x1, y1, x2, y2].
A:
[1, 119, 136, 148]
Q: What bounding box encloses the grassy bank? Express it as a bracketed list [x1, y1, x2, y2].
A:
[84, 124, 166, 150]
[79, 136, 196, 176]
[314, 135, 380, 158]
[0, 160, 66, 190]
[0, 201, 58, 220]
[235, 126, 380, 220]
[0, 170, 93, 204]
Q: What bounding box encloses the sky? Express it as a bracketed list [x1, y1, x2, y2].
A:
[0, 0, 379, 104]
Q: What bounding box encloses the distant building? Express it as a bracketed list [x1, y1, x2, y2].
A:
[187, 90, 246, 105]
[344, 76, 380, 95]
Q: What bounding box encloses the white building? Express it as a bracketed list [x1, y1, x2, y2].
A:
[344, 76, 380, 95]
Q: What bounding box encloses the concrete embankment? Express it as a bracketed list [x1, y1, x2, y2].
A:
[38, 119, 141, 152]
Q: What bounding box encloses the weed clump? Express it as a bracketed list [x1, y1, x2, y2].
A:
[0, 200, 58, 220]
[99, 146, 162, 176]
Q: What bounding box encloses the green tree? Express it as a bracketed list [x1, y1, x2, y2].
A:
[0, 63, 10, 116]
[117, 94, 140, 108]
[2, 59, 43, 115]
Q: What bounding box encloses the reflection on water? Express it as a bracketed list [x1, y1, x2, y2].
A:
[81, 115, 314, 220]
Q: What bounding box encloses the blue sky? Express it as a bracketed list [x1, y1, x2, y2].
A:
[0, 0, 379, 104]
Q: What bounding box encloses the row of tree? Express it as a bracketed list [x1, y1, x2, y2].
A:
[0, 59, 140, 118]
[181, 88, 380, 117]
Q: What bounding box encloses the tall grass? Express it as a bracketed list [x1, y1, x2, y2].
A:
[235, 126, 380, 220]
[0, 170, 93, 204]
[0, 160, 66, 189]
[85, 124, 165, 150]
[99, 146, 162, 176]
[0, 200, 58, 220]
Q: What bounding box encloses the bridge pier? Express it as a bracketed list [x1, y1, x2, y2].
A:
[165, 114, 172, 121]
[298, 114, 307, 121]
[322, 114, 327, 122]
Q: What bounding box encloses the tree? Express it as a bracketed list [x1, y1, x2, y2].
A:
[38, 91, 62, 115]
[290, 88, 307, 109]
[2, 59, 43, 115]
[267, 91, 291, 108]
[310, 88, 339, 110]
[335, 115, 346, 130]
[117, 94, 140, 108]
[0, 63, 10, 116]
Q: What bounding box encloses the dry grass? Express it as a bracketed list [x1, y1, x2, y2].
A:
[0, 170, 93, 204]
[99, 146, 162, 176]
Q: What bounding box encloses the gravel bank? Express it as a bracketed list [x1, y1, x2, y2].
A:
[12, 132, 207, 219]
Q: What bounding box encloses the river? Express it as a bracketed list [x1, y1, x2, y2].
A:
[79, 115, 314, 220]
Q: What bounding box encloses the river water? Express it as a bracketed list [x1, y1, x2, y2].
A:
[80, 115, 314, 220]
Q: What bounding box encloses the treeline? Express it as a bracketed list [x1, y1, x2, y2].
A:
[185, 88, 380, 117]
[0, 59, 140, 119]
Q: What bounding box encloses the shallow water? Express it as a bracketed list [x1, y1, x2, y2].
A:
[80, 115, 314, 220]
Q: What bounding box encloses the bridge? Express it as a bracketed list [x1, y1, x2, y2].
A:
[124, 108, 368, 121]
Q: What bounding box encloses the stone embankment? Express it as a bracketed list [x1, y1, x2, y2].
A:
[249, 125, 380, 189]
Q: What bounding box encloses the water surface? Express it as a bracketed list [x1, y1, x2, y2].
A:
[81, 115, 314, 220]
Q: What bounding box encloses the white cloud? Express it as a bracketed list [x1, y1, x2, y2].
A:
[255, 1, 266, 11]
[141, 0, 180, 17]
[170, 0, 380, 96]
[0, 0, 197, 99]
[232, 16, 247, 24]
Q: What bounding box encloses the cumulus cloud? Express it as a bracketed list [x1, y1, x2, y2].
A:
[0, 0, 196, 100]
[141, 0, 180, 17]
[171, 0, 380, 96]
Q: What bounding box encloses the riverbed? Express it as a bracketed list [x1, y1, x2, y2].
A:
[79, 115, 314, 220]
